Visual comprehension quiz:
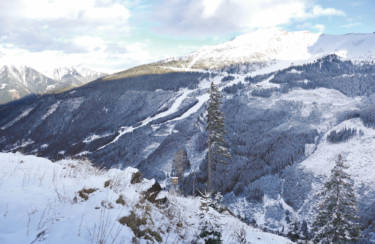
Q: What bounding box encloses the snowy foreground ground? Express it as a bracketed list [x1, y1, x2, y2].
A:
[0, 153, 292, 243]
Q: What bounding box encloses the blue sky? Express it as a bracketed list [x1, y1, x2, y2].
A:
[285, 0, 374, 34]
[0, 0, 373, 72]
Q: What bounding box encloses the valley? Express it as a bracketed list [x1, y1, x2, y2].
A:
[1, 29, 375, 243]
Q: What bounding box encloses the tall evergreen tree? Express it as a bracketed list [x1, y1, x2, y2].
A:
[206, 82, 231, 194]
[312, 154, 360, 244]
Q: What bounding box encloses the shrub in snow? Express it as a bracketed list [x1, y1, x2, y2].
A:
[75, 187, 98, 201]
[104, 179, 111, 188]
[115, 195, 126, 206]
[233, 226, 247, 244]
[87, 209, 123, 244]
[118, 204, 162, 243]
[100, 200, 114, 209]
[143, 181, 162, 203]
[130, 171, 142, 184]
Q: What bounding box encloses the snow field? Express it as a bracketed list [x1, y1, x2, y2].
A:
[300, 118, 375, 187]
[0, 152, 293, 244]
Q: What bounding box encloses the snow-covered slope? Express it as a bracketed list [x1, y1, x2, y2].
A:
[300, 117, 375, 189]
[106, 29, 375, 80]
[297, 118, 375, 242]
[309, 33, 375, 61]
[0, 152, 292, 244]
[184, 29, 320, 67]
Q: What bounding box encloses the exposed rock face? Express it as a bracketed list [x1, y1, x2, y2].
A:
[0, 65, 106, 104]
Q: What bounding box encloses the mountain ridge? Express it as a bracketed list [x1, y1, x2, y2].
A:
[104, 30, 375, 81]
[0, 64, 106, 104]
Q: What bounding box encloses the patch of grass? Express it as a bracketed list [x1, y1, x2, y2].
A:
[131, 172, 142, 184]
[115, 195, 126, 206]
[77, 187, 98, 201]
[119, 207, 162, 243]
[119, 211, 147, 235]
[104, 180, 111, 188]
[144, 229, 162, 243]
[101, 200, 114, 209]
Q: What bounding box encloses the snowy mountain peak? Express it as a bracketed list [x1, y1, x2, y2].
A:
[43, 65, 106, 82]
[162, 29, 375, 72]
[0, 64, 107, 104]
[193, 28, 321, 62]
[0, 64, 50, 87]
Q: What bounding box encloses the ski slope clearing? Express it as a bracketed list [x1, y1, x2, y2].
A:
[0, 153, 293, 244]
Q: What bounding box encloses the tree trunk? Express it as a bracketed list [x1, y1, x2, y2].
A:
[207, 138, 212, 194]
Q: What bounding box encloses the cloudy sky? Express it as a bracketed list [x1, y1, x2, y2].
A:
[0, 0, 373, 73]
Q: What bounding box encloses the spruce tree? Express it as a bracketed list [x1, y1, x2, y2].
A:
[206, 82, 231, 194]
[312, 154, 360, 244]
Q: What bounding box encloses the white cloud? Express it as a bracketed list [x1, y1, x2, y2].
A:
[0, 41, 157, 73]
[13, 0, 130, 22]
[154, 0, 345, 35]
[0, 0, 139, 72]
[311, 5, 345, 17]
[0, 0, 348, 72]
[202, 0, 224, 18]
[73, 36, 107, 52]
[82, 3, 131, 22]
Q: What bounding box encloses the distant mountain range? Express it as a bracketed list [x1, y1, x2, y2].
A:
[0, 65, 106, 104]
